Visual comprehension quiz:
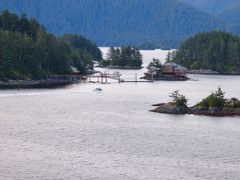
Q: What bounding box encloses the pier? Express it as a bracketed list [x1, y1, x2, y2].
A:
[87, 72, 153, 83]
[87, 72, 121, 83]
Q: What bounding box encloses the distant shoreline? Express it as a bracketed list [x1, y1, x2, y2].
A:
[97, 65, 143, 70]
[186, 70, 240, 76]
[0, 80, 80, 89]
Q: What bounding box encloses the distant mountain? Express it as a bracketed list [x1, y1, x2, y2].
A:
[181, 0, 240, 15]
[219, 6, 240, 24]
[0, 0, 230, 49]
[181, 0, 240, 35]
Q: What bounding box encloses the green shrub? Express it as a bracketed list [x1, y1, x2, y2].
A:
[169, 90, 188, 107]
[196, 87, 227, 108]
[147, 59, 162, 72]
[226, 98, 240, 108]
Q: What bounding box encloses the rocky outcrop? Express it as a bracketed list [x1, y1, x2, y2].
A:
[189, 107, 240, 116]
[152, 104, 240, 117]
[151, 103, 188, 115]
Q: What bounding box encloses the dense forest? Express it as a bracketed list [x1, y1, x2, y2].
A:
[0, 11, 102, 80]
[0, 0, 230, 49]
[61, 34, 102, 62]
[101, 47, 143, 68]
[183, 0, 240, 34]
[170, 31, 240, 73]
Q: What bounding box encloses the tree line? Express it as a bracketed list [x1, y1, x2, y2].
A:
[0, 10, 102, 81]
[102, 47, 142, 68]
[169, 31, 240, 73]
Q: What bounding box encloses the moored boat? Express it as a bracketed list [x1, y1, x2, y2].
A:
[93, 88, 103, 92]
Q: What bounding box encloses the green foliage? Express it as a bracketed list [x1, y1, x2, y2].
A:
[196, 87, 240, 109]
[0, 10, 42, 41]
[103, 46, 143, 68]
[0, 11, 101, 80]
[62, 34, 102, 62]
[71, 48, 94, 74]
[171, 31, 240, 73]
[169, 90, 188, 107]
[147, 59, 162, 72]
[99, 59, 110, 67]
[226, 98, 240, 108]
[196, 87, 227, 108]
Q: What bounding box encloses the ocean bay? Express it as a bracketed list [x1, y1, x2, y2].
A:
[0, 49, 240, 179]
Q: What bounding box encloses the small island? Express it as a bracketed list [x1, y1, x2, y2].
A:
[152, 88, 240, 116]
[143, 59, 189, 81]
[167, 31, 240, 75]
[99, 46, 143, 69]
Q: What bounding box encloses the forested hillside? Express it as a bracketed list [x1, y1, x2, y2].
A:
[62, 34, 102, 63]
[0, 11, 102, 80]
[219, 6, 240, 25]
[181, 0, 240, 37]
[0, 0, 228, 49]
[171, 31, 240, 74]
[181, 0, 240, 15]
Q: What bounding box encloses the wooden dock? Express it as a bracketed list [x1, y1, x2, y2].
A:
[87, 72, 122, 83]
[120, 80, 153, 83]
[87, 72, 156, 84]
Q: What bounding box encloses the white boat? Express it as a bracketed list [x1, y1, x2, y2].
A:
[93, 88, 103, 92]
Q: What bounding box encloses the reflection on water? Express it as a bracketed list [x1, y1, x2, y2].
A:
[0, 49, 240, 179]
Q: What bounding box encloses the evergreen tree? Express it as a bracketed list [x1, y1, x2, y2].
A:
[0, 11, 102, 80]
[171, 31, 240, 73]
[103, 46, 142, 68]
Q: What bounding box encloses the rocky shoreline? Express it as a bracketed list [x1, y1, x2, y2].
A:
[189, 107, 240, 116]
[151, 103, 240, 117]
[151, 103, 188, 114]
[186, 69, 240, 75]
[0, 79, 80, 89]
[186, 69, 219, 75]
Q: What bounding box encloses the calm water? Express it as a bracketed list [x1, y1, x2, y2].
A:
[0, 49, 240, 180]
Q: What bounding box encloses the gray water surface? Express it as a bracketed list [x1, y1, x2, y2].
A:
[0, 50, 240, 179]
